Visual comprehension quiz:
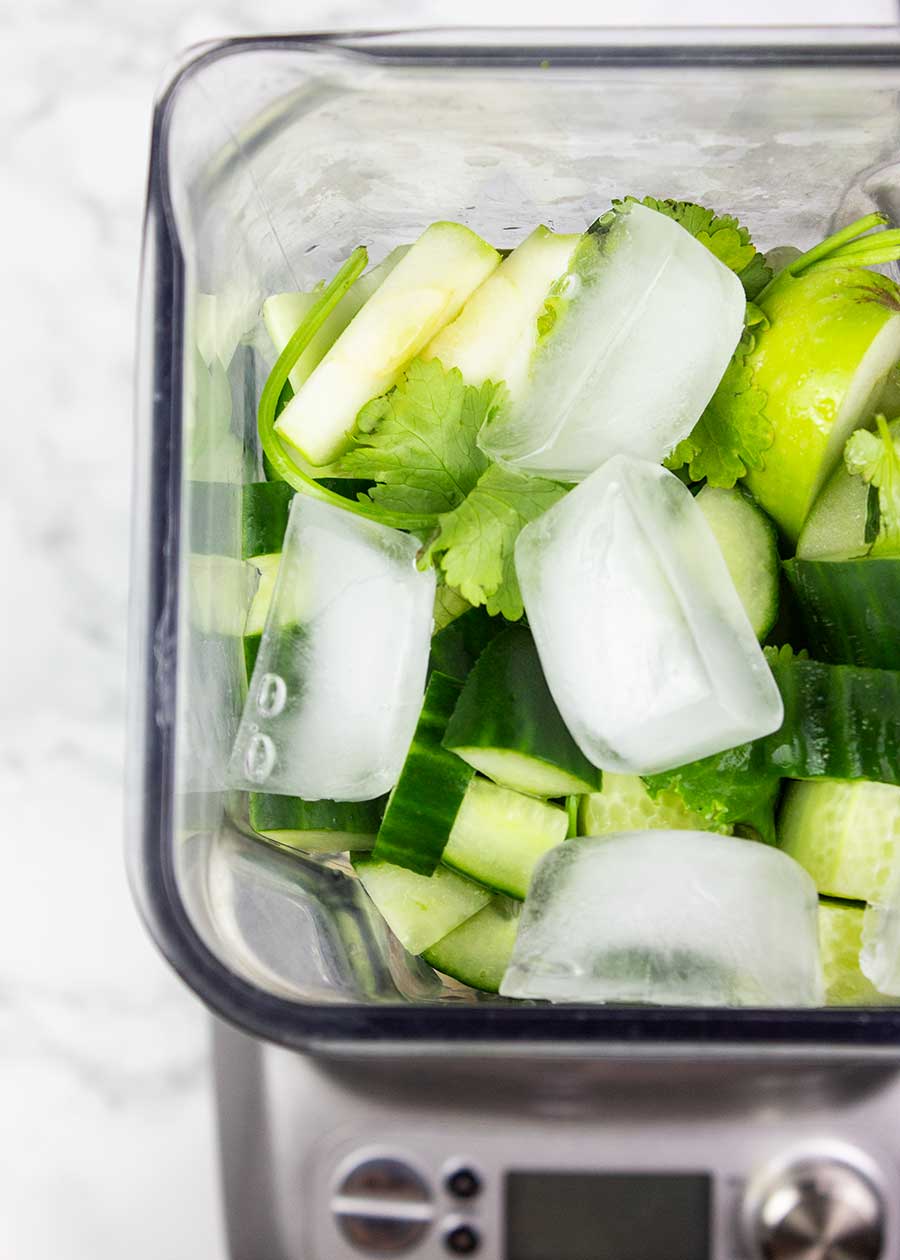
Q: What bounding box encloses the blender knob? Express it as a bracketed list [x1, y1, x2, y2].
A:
[743, 1154, 884, 1260]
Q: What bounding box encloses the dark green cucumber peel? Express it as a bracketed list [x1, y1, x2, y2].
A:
[783, 558, 900, 670]
[645, 658, 900, 843]
[372, 672, 475, 876]
[242, 480, 295, 559]
[442, 624, 603, 796]
[249, 793, 385, 851]
[243, 633, 263, 682]
[429, 605, 507, 682]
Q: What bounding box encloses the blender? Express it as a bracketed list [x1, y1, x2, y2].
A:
[131, 25, 900, 1259]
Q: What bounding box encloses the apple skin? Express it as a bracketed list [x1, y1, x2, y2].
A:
[743, 268, 900, 543]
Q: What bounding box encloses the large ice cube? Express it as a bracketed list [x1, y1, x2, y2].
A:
[229, 497, 435, 801]
[500, 832, 824, 1007]
[478, 202, 745, 481]
[515, 455, 783, 775]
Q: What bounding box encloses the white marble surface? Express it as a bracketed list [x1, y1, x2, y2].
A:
[3, 1, 899, 1257]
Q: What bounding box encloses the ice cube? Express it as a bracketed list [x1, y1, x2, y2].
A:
[861, 856, 900, 996]
[478, 202, 745, 481]
[515, 455, 783, 775]
[229, 497, 435, 801]
[500, 832, 824, 1007]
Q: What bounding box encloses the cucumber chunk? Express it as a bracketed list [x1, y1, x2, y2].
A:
[429, 605, 506, 682]
[783, 557, 900, 670]
[695, 485, 780, 639]
[423, 896, 520, 993]
[441, 778, 568, 899]
[422, 225, 581, 396]
[819, 899, 896, 1005]
[248, 793, 382, 853]
[242, 481, 294, 560]
[264, 246, 408, 394]
[352, 856, 490, 955]
[443, 625, 602, 797]
[779, 779, 900, 902]
[373, 673, 475, 876]
[275, 223, 500, 466]
[579, 773, 731, 836]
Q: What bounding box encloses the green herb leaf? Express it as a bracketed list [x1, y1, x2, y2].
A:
[423, 465, 568, 620]
[613, 196, 773, 298]
[338, 358, 494, 517]
[844, 416, 900, 556]
[665, 329, 773, 488]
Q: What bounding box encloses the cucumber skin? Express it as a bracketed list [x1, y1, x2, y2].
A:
[429, 606, 506, 682]
[243, 632, 262, 681]
[442, 624, 602, 794]
[242, 481, 295, 559]
[249, 793, 384, 849]
[771, 660, 900, 784]
[372, 673, 475, 876]
[783, 558, 900, 670]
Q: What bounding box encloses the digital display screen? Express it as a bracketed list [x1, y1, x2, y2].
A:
[505, 1171, 711, 1260]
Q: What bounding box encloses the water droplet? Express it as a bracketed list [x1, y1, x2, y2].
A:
[256, 672, 287, 718]
[559, 272, 581, 299]
[245, 732, 276, 783]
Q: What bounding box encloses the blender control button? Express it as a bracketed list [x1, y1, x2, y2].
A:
[340, 1157, 430, 1203]
[444, 1223, 481, 1255]
[744, 1153, 884, 1260]
[445, 1167, 482, 1200]
[337, 1212, 430, 1253]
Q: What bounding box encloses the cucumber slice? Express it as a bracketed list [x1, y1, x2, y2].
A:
[819, 898, 896, 1005]
[248, 793, 382, 853]
[779, 778, 900, 902]
[422, 225, 581, 396]
[579, 773, 731, 836]
[443, 625, 602, 797]
[441, 777, 568, 899]
[352, 856, 490, 955]
[770, 660, 900, 785]
[422, 896, 520, 993]
[242, 480, 295, 560]
[264, 247, 409, 395]
[372, 673, 475, 876]
[242, 552, 281, 679]
[783, 557, 900, 670]
[429, 605, 507, 683]
[695, 485, 779, 639]
[275, 223, 500, 466]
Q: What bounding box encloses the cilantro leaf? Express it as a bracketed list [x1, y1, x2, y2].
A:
[338, 358, 494, 517]
[423, 465, 568, 620]
[844, 416, 900, 556]
[615, 196, 773, 299]
[665, 329, 773, 488]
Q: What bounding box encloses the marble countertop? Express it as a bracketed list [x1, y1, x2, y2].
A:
[3, 1, 898, 1257]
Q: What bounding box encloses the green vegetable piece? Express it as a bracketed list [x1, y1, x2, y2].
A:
[429, 605, 506, 682]
[422, 896, 520, 993]
[818, 899, 897, 1006]
[248, 793, 383, 853]
[443, 624, 603, 797]
[339, 358, 493, 516]
[372, 673, 475, 876]
[352, 856, 490, 955]
[779, 778, 900, 903]
[695, 485, 780, 638]
[242, 480, 294, 560]
[783, 557, 900, 670]
[424, 464, 568, 620]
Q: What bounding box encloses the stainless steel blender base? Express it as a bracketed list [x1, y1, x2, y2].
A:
[212, 1019, 900, 1260]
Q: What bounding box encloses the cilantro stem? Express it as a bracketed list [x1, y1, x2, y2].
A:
[257, 247, 439, 532]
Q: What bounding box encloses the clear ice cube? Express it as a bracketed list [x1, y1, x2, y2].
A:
[515, 454, 784, 776]
[229, 496, 435, 801]
[479, 202, 745, 481]
[500, 831, 824, 1007]
[861, 856, 900, 996]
